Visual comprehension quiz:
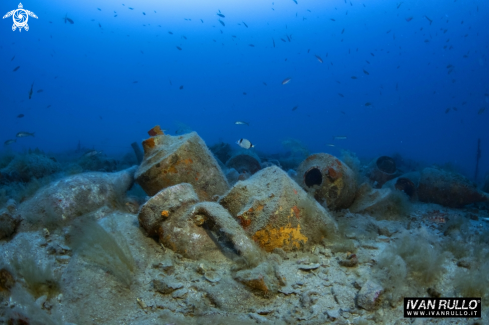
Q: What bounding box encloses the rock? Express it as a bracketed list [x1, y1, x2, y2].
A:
[225, 168, 240, 186]
[153, 256, 174, 274]
[204, 271, 221, 283]
[6, 199, 17, 213]
[135, 132, 229, 201]
[248, 313, 268, 323]
[418, 167, 488, 208]
[338, 253, 358, 267]
[0, 268, 15, 291]
[153, 277, 184, 294]
[18, 166, 137, 229]
[0, 152, 60, 184]
[366, 156, 401, 188]
[172, 288, 188, 299]
[0, 209, 18, 239]
[219, 166, 338, 252]
[298, 263, 321, 270]
[483, 172, 489, 194]
[234, 261, 280, 296]
[226, 153, 261, 175]
[296, 153, 357, 210]
[159, 202, 263, 265]
[356, 280, 383, 311]
[138, 183, 199, 237]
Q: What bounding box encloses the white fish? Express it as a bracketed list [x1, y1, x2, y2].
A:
[236, 138, 254, 149]
[235, 121, 249, 126]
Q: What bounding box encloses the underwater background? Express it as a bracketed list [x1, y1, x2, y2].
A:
[1, 0, 488, 180]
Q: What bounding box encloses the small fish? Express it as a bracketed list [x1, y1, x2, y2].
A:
[182, 35, 187, 40]
[292, 106, 298, 111]
[351, 76, 357, 79]
[217, 13, 225, 18]
[292, 0, 298, 4]
[326, 144, 335, 147]
[142, 12, 146, 15]
[242, 21, 248, 28]
[445, 108, 451, 114]
[16, 132, 35, 138]
[179, 85, 184, 90]
[4, 139, 16, 146]
[176, 46, 182, 50]
[405, 17, 413, 22]
[129, 7, 134, 10]
[28, 83, 34, 99]
[83, 150, 101, 158]
[397, 2, 403, 9]
[11, 55, 15, 61]
[249, 44, 255, 47]
[341, 28, 345, 34]
[424, 15, 433, 25]
[37, 89, 43, 93]
[243, 92, 247, 95]
[272, 38, 275, 47]
[338, 93, 344, 97]
[315, 55, 323, 63]
[219, 19, 225, 26]
[47, 105, 51, 108]
[263, 82, 267, 86]
[446, 64, 453, 69]
[332, 136, 347, 140]
[64, 14, 74, 24]
[200, 19, 204, 23]
[13, 66, 20, 72]
[363, 69, 369, 75]
[478, 107, 486, 115]
[282, 78, 291, 85]
[17, 114, 24, 118]
[235, 121, 250, 126]
[330, 18, 336, 21]
[365, 102, 372, 106]
[133, 81, 138, 83]
[97, 8, 101, 11]
[280, 38, 286, 42]
[236, 138, 254, 149]
[98, 23, 102, 28]
[370, 53, 375, 56]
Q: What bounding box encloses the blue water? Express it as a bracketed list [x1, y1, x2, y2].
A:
[1, 0, 488, 180]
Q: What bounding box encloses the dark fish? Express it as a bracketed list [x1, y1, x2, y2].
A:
[97, 8, 101, 11]
[243, 21, 248, 28]
[28, 83, 33, 99]
[273, 38, 275, 47]
[263, 82, 267, 86]
[114, 15, 117, 17]
[397, 2, 403, 9]
[13, 66, 20, 72]
[363, 69, 369, 75]
[17, 114, 24, 118]
[133, 81, 138, 83]
[307, 49, 310, 53]
[338, 93, 344, 97]
[168, 31, 173, 34]
[286, 34, 291, 42]
[179, 85, 184, 90]
[217, 13, 225, 18]
[445, 108, 450, 114]
[365, 102, 372, 106]
[446, 64, 453, 69]
[182, 35, 187, 40]
[176, 46, 182, 50]
[478, 107, 486, 115]
[370, 53, 375, 56]
[405, 17, 413, 22]
[142, 12, 146, 15]
[292, 0, 298, 3]
[330, 18, 335, 21]
[200, 19, 203, 23]
[424, 16, 433, 25]
[64, 14, 74, 24]
[292, 106, 298, 111]
[341, 28, 345, 34]
[243, 92, 247, 95]
[452, 107, 458, 111]
[280, 38, 286, 42]
[219, 19, 225, 26]
[249, 44, 255, 47]
[98, 23, 102, 28]
[315, 55, 323, 63]
[37, 89, 43, 93]
[351, 76, 357, 79]
[129, 7, 133, 10]
[47, 105, 51, 108]
[366, 60, 370, 64]
[11, 55, 15, 61]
